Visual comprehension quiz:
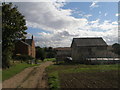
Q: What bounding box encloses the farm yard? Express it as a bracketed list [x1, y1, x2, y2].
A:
[2, 2, 120, 89]
[46, 63, 120, 89]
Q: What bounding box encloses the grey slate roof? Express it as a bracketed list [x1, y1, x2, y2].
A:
[25, 39, 32, 46]
[71, 37, 107, 47]
[20, 41, 30, 46]
[15, 39, 32, 46]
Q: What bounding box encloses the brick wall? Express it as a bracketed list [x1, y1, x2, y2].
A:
[15, 41, 29, 55]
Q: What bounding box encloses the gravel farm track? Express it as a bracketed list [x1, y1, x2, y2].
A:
[2, 61, 53, 89]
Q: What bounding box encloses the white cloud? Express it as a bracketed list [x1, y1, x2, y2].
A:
[104, 13, 108, 16]
[99, 11, 101, 14]
[84, 14, 92, 18]
[34, 23, 118, 47]
[13, 2, 118, 47]
[34, 19, 118, 47]
[90, 2, 99, 8]
[115, 13, 120, 16]
[15, 2, 75, 31]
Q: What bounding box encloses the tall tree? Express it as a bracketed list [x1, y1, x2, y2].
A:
[2, 3, 27, 68]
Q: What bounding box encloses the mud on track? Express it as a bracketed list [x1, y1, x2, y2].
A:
[60, 70, 119, 88]
[2, 61, 53, 89]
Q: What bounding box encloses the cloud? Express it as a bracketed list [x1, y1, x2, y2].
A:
[13, 2, 118, 47]
[35, 31, 76, 47]
[34, 19, 118, 47]
[104, 13, 108, 16]
[84, 14, 92, 18]
[34, 23, 118, 47]
[90, 2, 99, 8]
[99, 11, 101, 14]
[14, 2, 79, 32]
[115, 13, 120, 16]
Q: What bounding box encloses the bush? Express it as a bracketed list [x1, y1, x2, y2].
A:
[13, 55, 34, 62]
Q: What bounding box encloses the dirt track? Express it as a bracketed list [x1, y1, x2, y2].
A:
[2, 61, 53, 88]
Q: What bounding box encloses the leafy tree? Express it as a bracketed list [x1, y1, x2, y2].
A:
[36, 46, 46, 61]
[2, 3, 27, 68]
[44, 47, 56, 58]
[112, 43, 120, 55]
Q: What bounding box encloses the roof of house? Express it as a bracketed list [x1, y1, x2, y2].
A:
[16, 39, 33, 46]
[71, 37, 107, 47]
[25, 39, 33, 46]
[20, 40, 30, 46]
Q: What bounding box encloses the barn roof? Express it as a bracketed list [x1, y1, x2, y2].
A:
[71, 37, 107, 47]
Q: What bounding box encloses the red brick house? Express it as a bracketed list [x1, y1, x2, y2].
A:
[15, 35, 36, 58]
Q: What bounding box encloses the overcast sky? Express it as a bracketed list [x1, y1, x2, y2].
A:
[13, 1, 118, 47]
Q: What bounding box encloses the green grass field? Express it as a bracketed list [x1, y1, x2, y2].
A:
[2, 62, 39, 81]
[46, 64, 120, 89]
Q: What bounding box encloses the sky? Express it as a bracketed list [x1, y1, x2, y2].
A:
[13, 1, 118, 47]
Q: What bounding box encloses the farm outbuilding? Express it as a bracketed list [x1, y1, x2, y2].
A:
[71, 37, 108, 63]
[55, 47, 71, 62]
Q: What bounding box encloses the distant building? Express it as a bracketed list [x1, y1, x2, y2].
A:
[71, 37, 108, 63]
[14, 35, 36, 58]
[54, 47, 71, 62]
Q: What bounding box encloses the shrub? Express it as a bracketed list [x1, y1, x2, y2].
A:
[13, 55, 34, 62]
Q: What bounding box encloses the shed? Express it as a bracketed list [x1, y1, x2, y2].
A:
[54, 47, 71, 62]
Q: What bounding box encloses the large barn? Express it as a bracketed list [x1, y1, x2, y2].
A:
[71, 37, 108, 63]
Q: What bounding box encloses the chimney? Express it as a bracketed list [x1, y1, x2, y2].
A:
[32, 35, 33, 40]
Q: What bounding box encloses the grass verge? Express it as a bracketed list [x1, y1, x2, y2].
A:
[47, 71, 60, 89]
[2, 62, 39, 81]
[44, 58, 56, 62]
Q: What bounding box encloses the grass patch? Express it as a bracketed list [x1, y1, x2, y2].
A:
[46, 63, 120, 89]
[36, 58, 56, 64]
[2, 62, 39, 81]
[0, 69, 2, 83]
[46, 65, 60, 89]
[47, 71, 60, 89]
[44, 58, 56, 62]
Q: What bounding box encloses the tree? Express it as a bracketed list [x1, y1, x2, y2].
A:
[112, 43, 120, 55]
[36, 46, 46, 61]
[2, 3, 27, 68]
[44, 47, 56, 58]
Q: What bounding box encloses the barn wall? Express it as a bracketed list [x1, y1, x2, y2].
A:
[72, 46, 108, 63]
